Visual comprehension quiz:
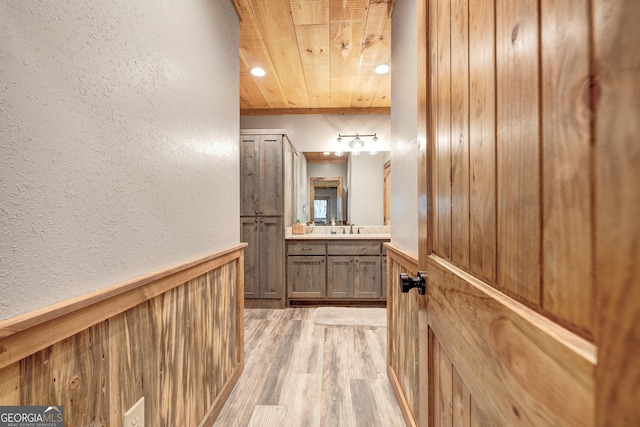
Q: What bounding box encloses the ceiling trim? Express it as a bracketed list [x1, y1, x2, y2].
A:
[240, 107, 391, 116]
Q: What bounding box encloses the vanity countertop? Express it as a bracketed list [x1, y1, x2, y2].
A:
[285, 226, 390, 240]
[285, 233, 390, 240]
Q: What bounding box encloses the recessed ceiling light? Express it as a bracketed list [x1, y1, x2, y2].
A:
[249, 67, 266, 77]
[323, 151, 331, 155]
[374, 63, 390, 75]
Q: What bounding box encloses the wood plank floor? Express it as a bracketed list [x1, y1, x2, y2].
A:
[214, 308, 406, 427]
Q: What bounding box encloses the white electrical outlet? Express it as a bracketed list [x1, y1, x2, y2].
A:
[124, 397, 144, 427]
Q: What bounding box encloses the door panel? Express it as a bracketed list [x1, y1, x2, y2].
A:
[468, 0, 496, 283]
[449, 0, 470, 269]
[240, 136, 260, 216]
[287, 256, 325, 299]
[353, 256, 382, 298]
[260, 136, 283, 216]
[259, 217, 283, 299]
[540, 0, 593, 334]
[433, 0, 452, 259]
[241, 217, 259, 298]
[327, 256, 352, 298]
[427, 257, 595, 426]
[495, 0, 541, 304]
[432, 331, 492, 427]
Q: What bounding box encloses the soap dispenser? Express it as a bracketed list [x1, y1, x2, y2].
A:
[331, 218, 336, 234]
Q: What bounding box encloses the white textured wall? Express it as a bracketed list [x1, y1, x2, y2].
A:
[240, 114, 391, 152]
[0, 0, 239, 321]
[390, 0, 419, 256]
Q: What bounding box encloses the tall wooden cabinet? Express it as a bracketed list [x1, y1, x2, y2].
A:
[240, 130, 295, 307]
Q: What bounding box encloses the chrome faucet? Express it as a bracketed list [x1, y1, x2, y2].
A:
[350, 224, 354, 234]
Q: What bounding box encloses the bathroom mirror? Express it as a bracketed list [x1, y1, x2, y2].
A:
[301, 152, 389, 226]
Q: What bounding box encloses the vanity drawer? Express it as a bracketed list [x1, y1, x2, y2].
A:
[288, 242, 326, 256]
[327, 241, 381, 256]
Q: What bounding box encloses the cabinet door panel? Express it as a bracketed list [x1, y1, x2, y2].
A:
[354, 256, 382, 298]
[287, 256, 326, 298]
[241, 217, 259, 298]
[260, 136, 283, 216]
[260, 217, 283, 299]
[240, 136, 260, 216]
[327, 256, 353, 298]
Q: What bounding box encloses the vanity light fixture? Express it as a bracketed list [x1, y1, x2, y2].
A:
[336, 133, 378, 156]
[249, 67, 266, 77]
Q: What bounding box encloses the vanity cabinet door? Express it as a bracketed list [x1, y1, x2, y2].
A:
[287, 256, 326, 298]
[327, 256, 353, 298]
[353, 256, 382, 298]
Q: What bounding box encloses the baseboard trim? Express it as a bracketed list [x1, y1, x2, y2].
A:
[199, 360, 244, 427]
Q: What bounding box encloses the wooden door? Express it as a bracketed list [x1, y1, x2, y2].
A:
[416, 0, 639, 425]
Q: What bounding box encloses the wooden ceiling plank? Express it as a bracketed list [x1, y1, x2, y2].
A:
[296, 24, 331, 108]
[329, 0, 370, 108]
[239, 0, 392, 112]
[350, 1, 392, 107]
[240, 3, 289, 108]
[250, 0, 310, 108]
[289, 0, 329, 26]
[371, 71, 391, 107]
[240, 70, 271, 109]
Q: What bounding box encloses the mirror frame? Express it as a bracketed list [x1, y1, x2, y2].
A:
[309, 177, 343, 224]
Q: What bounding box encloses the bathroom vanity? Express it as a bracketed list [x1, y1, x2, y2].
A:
[285, 226, 390, 306]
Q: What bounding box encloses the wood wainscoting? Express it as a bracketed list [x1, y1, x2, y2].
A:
[0, 243, 246, 427]
[385, 243, 419, 427]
